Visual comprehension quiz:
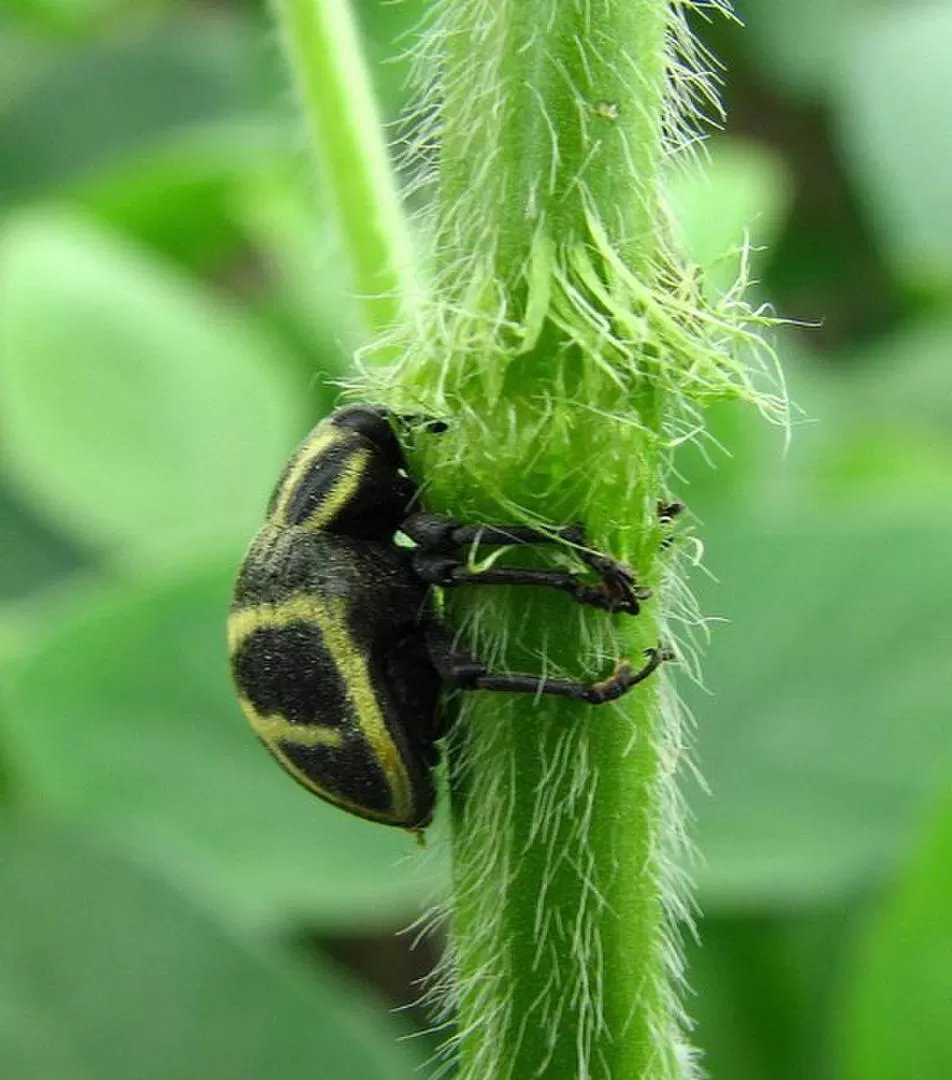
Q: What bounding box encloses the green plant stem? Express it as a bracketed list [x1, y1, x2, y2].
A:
[439, 0, 668, 283]
[273, 1, 769, 1077]
[270, 0, 419, 336]
[403, 2, 697, 1078]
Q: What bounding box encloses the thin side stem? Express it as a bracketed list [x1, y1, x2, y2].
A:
[271, 0, 419, 336]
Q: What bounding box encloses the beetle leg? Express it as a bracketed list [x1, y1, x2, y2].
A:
[423, 619, 672, 708]
[468, 648, 673, 704]
[412, 551, 644, 615]
[657, 500, 684, 524]
[401, 512, 579, 550]
[392, 413, 449, 435]
[657, 499, 685, 551]
[403, 515, 649, 613]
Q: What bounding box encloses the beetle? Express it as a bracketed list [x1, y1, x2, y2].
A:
[228, 404, 671, 831]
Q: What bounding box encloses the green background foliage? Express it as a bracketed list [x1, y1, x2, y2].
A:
[0, 1, 948, 1076]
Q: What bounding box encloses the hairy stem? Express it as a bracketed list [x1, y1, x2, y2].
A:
[439, 0, 668, 282]
[351, 0, 777, 1075]
[270, 0, 419, 336]
[380, 2, 723, 1078]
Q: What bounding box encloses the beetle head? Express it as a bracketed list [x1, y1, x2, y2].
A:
[330, 405, 406, 471]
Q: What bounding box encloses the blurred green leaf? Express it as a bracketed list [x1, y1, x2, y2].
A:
[0, 820, 422, 1080]
[835, 5, 952, 286]
[0, 212, 305, 565]
[77, 120, 293, 269]
[3, 0, 137, 36]
[838, 787, 952, 1079]
[0, 16, 54, 108]
[1, 562, 442, 929]
[735, 0, 876, 99]
[689, 514, 952, 909]
[679, 336, 952, 534]
[0, 13, 272, 204]
[690, 910, 854, 1080]
[830, 316, 952, 430]
[237, 172, 361, 362]
[768, 325, 952, 518]
[0, 479, 90, 601]
[668, 137, 793, 290]
[675, 348, 952, 908]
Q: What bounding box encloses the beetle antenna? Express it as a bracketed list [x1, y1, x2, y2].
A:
[396, 413, 449, 435]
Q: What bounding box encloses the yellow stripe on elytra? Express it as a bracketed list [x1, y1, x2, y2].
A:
[271, 427, 335, 520]
[265, 737, 410, 825]
[303, 445, 370, 531]
[227, 596, 319, 651]
[237, 698, 345, 749]
[270, 427, 371, 532]
[228, 596, 414, 821]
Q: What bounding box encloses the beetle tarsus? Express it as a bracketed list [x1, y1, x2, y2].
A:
[579, 647, 673, 704]
[447, 645, 673, 705]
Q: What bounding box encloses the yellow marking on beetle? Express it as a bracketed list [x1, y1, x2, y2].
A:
[267, 739, 410, 825]
[301, 445, 370, 531]
[269, 425, 371, 532]
[239, 693, 411, 825]
[237, 697, 344, 749]
[271, 426, 335, 520]
[228, 595, 324, 651]
[228, 596, 415, 821]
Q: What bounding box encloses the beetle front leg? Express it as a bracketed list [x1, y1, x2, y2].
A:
[403, 514, 650, 614]
[413, 551, 646, 615]
[401, 511, 580, 550]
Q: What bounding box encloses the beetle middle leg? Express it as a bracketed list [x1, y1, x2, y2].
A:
[402, 513, 649, 615]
